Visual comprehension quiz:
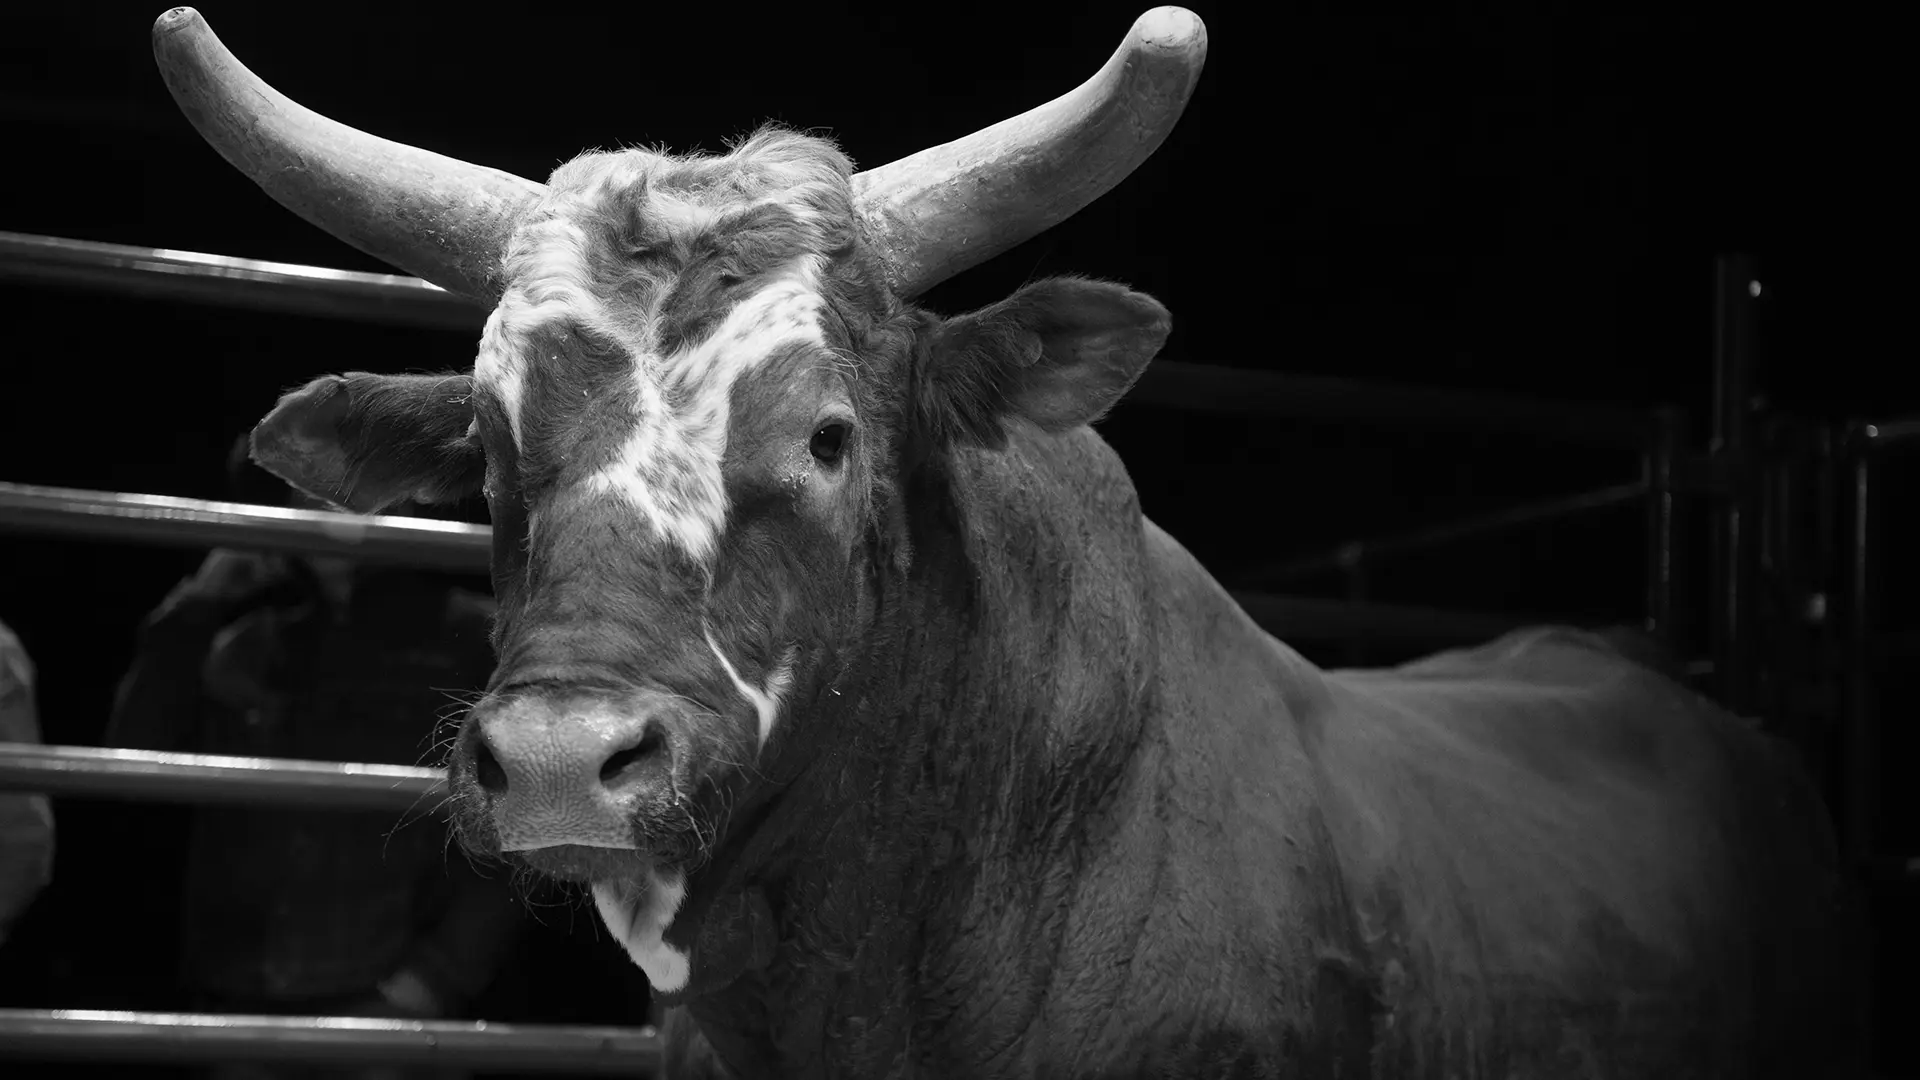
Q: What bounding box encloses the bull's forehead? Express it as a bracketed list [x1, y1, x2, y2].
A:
[473, 142, 848, 562]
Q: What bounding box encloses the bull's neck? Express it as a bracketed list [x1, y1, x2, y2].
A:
[886, 423, 1159, 849]
[787, 423, 1159, 870]
[674, 425, 1162, 1073]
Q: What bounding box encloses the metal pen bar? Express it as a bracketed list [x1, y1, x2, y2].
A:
[1841, 425, 1881, 872]
[1246, 480, 1647, 585]
[1858, 416, 1920, 449]
[1125, 363, 1655, 448]
[1644, 407, 1687, 648]
[1864, 855, 1920, 884]
[0, 744, 445, 814]
[0, 482, 492, 571]
[0, 600, 1528, 819]
[0, 231, 482, 333]
[0, 597, 1524, 812]
[1, 483, 1546, 646]
[1709, 254, 1761, 712]
[0, 1010, 659, 1074]
[1, 231, 1656, 447]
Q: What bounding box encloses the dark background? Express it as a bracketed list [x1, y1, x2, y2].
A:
[0, 0, 1908, 1075]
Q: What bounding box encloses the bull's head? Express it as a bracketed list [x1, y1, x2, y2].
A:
[153, 6, 1204, 992]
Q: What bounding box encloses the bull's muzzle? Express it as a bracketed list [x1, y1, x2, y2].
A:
[461, 688, 688, 854]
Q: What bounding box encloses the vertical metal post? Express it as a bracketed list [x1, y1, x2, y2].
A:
[1643, 406, 1687, 656]
[1710, 254, 1761, 711]
[1841, 425, 1879, 871]
[1755, 417, 1784, 727]
[1810, 423, 1838, 753]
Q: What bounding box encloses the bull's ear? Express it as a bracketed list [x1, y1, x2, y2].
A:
[918, 276, 1171, 447]
[250, 372, 484, 513]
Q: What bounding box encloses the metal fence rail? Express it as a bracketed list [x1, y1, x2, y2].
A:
[0, 230, 1657, 448]
[0, 481, 1547, 648]
[0, 743, 443, 812]
[0, 1010, 658, 1073]
[0, 482, 490, 569]
[0, 230, 479, 332]
[1838, 416, 1920, 874]
[1246, 479, 1650, 585]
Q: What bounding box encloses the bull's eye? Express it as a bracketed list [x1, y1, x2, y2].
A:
[810, 422, 849, 465]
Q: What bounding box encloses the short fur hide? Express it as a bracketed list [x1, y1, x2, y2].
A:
[247, 130, 1862, 1080]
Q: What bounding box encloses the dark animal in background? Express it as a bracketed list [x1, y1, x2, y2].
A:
[0, 618, 54, 947]
[105, 437, 521, 1080]
[153, 5, 1861, 1077]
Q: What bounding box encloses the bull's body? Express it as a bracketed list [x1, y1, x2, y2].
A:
[663, 425, 1853, 1078]
[147, 7, 1859, 1077]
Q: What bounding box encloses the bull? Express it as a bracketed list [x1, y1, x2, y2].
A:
[152, 6, 1861, 1077]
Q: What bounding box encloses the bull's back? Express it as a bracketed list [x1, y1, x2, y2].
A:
[1311, 626, 1858, 1077]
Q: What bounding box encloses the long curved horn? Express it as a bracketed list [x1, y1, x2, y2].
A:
[851, 7, 1207, 299]
[151, 7, 544, 306]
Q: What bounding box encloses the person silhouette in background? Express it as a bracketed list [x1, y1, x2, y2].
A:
[105, 436, 523, 1080]
[0, 617, 55, 949]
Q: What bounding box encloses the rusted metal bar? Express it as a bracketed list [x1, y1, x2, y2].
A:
[1247, 481, 1648, 586]
[0, 744, 444, 814]
[1, 231, 1657, 448]
[0, 482, 491, 571]
[0, 1009, 658, 1073]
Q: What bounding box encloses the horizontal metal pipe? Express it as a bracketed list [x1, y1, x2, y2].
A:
[1126, 363, 1655, 448]
[0, 230, 481, 332]
[1857, 416, 1920, 448]
[0, 1010, 658, 1073]
[1863, 855, 1920, 884]
[1248, 480, 1649, 584]
[0, 743, 444, 814]
[0, 483, 1539, 646]
[1, 231, 1656, 447]
[0, 482, 491, 570]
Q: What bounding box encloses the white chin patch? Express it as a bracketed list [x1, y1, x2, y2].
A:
[591, 867, 691, 992]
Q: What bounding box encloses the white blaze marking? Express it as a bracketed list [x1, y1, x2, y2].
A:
[704, 629, 796, 749]
[592, 867, 690, 992]
[474, 303, 527, 448]
[586, 257, 826, 561]
[475, 216, 614, 450]
[470, 141, 838, 560]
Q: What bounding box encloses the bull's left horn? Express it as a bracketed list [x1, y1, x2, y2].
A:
[152, 7, 545, 306]
[850, 7, 1207, 300]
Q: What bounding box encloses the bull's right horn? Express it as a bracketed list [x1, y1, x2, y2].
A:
[851, 7, 1208, 300]
[152, 7, 544, 306]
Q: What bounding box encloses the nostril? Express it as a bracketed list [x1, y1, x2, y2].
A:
[599, 726, 666, 787]
[473, 730, 508, 794]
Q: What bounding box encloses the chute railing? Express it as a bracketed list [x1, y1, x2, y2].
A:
[0, 1009, 661, 1073]
[1836, 418, 1920, 879]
